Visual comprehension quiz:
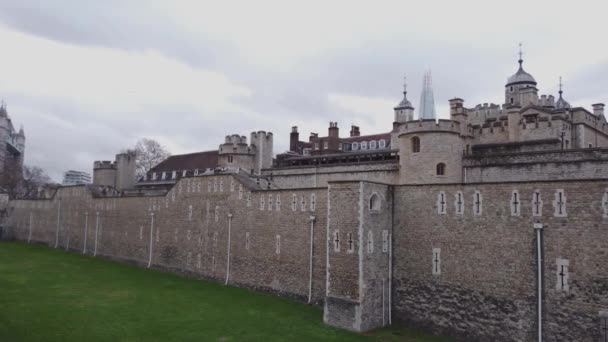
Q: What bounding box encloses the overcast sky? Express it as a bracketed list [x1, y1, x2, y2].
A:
[0, 0, 606, 182]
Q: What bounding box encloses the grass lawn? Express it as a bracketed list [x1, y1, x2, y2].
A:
[0, 242, 451, 342]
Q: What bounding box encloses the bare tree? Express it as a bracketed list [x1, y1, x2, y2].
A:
[133, 138, 171, 179]
[0, 163, 52, 199]
[21, 165, 53, 199]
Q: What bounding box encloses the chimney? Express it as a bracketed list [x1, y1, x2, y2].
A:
[309, 132, 318, 142]
[449, 98, 464, 115]
[592, 103, 605, 117]
[328, 121, 339, 138]
[290, 126, 299, 152]
[350, 125, 360, 137]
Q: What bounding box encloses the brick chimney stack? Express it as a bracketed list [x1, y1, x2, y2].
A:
[290, 126, 299, 152]
[328, 122, 339, 138]
[350, 125, 360, 137]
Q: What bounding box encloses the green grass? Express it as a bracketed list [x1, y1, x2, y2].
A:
[0, 242, 450, 342]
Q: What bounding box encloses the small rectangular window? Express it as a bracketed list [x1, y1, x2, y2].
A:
[276, 235, 281, 254]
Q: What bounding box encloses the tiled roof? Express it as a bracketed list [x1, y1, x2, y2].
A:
[340, 133, 391, 143]
[150, 150, 219, 173]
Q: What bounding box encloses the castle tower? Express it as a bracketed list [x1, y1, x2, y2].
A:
[218, 134, 256, 171]
[114, 151, 136, 190]
[505, 44, 538, 106]
[15, 125, 26, 167]
[418, 70, 437, 120]
[250, 131, 273, 174]
[93, 161, 117, 188]
[398, 120, 466, 184]
[394, 77, 415, 123]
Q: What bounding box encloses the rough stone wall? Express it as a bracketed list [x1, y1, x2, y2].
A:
[323, 181, 392, 332]
[359, 182, 392, 331]
[399, 132, 464, 184]
[266, 163, 398, 188]
[464, 149, 608, 183]
[393, 181, 608, 342]
[7, 175, 328, 304]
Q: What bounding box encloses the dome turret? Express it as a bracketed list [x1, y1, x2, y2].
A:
[555, 77, 571, 109]
[394, 78, 413, 110]
[506, 59, 537, 86]
[394, 77, 415, 123]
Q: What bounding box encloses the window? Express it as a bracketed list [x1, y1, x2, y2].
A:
[314, 142, 319, 150]
[436, 163, 446, 176]
[275, 235, 281, 254]
[310, 193, 316, 211]
[556, 258, 569, 291]
[382, 230, 389, 253]
[367, 231, 374, 253]
[510, 98, 514, 104]
[333, 230, 340, 252]
[370, 140, 377, 149]
[510, 86, 513, 92]
[412, 136, 420, 153]
[437, 191, 447, 214]
[352, 142, 359, 150]
[227, 155, 233, 163]
[432, 248, 441, 275]
[323, 141, 328, 149]
[360, 141, 368, 150]
[553, 189, 567, 217]
[369, 193, 381, 211]
[379, 139, 386, 148]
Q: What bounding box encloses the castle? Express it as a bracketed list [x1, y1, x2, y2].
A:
[0, 101, 26, 188]
[4, 55, 608, 342]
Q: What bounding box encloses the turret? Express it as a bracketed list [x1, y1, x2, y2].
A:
[250, 131, 273, 174]
[505, 45, 538, 106]
[394, 77, 415, 123]
[592, 103, 605, 117]
[397, 120, 465, 184]
[115, 151, 136, 190]
[93, 160, 117, 188]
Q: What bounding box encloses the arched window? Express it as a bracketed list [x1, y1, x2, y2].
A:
[361, 141, 368, 150]
[436, 163, 446, 176]
[412, 136, 420, 153]
[352, 142, 359, 150]
[379, 139, 386, 148]
[369, 140, 377, 149]
[369, 193, 381, 211]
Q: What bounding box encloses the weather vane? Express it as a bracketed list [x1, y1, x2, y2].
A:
[518, 42, 523, 61]
[403, 76, 407, 93]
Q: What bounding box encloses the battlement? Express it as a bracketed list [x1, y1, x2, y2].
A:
[224, 134, 248, 145]
[398, 119, 462, 136]
[538, 94, 556, 108]
[93, 160, 115, 170]
[251, 131, 273, 140]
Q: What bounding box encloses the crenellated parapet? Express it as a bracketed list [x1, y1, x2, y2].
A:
[397, 119, 465, 137]
[219, 134, 251, 155]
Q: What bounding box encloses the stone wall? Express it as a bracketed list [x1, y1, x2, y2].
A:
[464, 148, 608, 183]
[5, 176, 608, 341]
[265, 163, 399, 188]
[393, 181, 608, 342]
[7, 175, 328, 304]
